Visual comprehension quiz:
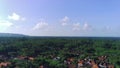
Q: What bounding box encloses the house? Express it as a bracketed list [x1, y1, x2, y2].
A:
[0, 62, 11, 68]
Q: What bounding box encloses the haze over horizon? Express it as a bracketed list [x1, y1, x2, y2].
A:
[0, 0, 120, 37]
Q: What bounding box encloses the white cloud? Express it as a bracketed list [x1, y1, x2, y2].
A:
[8, 13, 25, 21]
[83, 23, 91, 30]
[0, 20, 13, 30]
[72, 22, 92, 31]
[8, 13, 20, 21]
[61, 23, 67, 26]
[61, 16, 69, 26]
[102, 26, 111, 32]
[72, 23, 80, 31]
[33, 21, 48, 30]
[21, 17, 26, 21]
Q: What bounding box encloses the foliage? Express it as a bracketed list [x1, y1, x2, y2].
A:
[0, 37, 119, 67]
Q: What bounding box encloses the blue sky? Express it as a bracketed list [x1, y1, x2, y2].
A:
[0, 0, 120, 36]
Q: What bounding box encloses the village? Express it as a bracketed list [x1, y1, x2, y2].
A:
[0, 54, 115, 68]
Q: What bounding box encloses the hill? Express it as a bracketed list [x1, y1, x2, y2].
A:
[0, 33, 28, 37]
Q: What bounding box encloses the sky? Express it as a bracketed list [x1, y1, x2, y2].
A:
[0, 0, 120, 36]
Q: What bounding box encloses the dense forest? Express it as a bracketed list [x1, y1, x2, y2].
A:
[0, 37, 119, 68]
